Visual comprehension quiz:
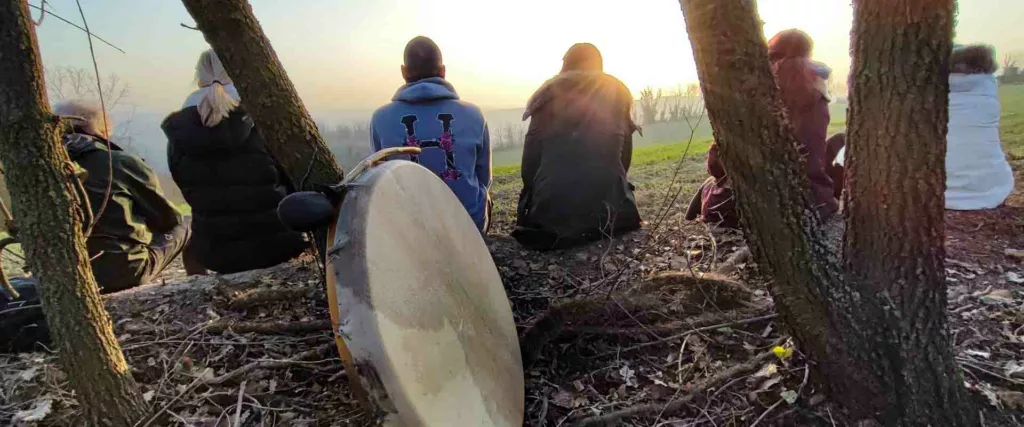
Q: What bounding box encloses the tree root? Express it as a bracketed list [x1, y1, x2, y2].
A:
[571, 342, 782, 426]
[520, 287, 773, 367]
[638, 271, 755, 310]
[518, 296, 665, 368]
[206, 319, 331, 335]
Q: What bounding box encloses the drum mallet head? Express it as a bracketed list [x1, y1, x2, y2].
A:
[278, 191, 338, 233]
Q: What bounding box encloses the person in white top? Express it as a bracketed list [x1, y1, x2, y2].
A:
[833, 44, 1013, 210]
[945, 44, 1014, 210]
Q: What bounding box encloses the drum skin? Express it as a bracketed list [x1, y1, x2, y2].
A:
[326, 160, 524, 426]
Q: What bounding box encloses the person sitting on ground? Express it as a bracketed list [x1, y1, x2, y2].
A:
[686, 29, 838, 228]
[1, 100, 190, 351]
[945, 44, 1014, 210]
[512, 43, 642, 250]
[163, 49, 308, 274]
[58, 100, 191, 291]
[369, 36, 492, 232]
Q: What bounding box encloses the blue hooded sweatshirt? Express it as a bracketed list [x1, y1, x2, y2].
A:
[370, 77, 491, 230]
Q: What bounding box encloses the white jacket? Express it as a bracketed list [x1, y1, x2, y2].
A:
[833, 74, 1013, 210]
[945, 73, 1014, 210]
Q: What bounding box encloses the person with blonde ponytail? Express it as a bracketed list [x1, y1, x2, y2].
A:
[162, 49, 307, 275]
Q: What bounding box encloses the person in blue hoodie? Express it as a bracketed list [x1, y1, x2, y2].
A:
[370, 36, 492, 232]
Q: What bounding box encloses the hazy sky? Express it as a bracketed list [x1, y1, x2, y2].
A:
[33, 0, 1024, 116]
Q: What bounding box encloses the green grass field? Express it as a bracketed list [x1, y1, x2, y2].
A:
[493, 84, 1024, 179]
[999, 84, 1024, 158]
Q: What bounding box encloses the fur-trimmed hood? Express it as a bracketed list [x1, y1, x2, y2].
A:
[951, 44, 998, 75]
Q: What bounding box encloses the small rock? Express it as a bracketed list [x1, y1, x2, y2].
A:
[1006, 272, 1024, 284]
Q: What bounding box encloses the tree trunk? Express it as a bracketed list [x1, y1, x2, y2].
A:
[678, 0, 977, 425]
[180, 0, 344, 190]
[0, 1, 146, 425]
[678, 0, 837, 375]
[841, 0, 977, 424]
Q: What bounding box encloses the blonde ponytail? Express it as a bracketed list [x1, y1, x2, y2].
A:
[194, 49, 238, 127]
[198, 82, 238, 127]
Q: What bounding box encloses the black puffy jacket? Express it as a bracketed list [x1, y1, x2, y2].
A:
[162, 107, 307, 273]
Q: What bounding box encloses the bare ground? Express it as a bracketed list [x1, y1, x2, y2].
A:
[1, 156, 1022, 426]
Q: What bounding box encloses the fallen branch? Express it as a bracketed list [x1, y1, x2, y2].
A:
[207, 344, 333, 385]
[572, 343, 781, 426]
[206, 319, 330, 335]
[226, 288, 315, 310]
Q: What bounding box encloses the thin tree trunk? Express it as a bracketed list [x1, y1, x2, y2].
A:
[0, 1, 146, 425]
[180, 0, 344, 190]
[678, 0, 977, 425]
[841, 0, 977, 424]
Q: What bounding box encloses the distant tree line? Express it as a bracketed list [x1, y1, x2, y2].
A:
[1001, 54, 1024, 85]
[637, 84, 705, 126]
[491, 123, 528, 151]
[317, 121, 372, 169]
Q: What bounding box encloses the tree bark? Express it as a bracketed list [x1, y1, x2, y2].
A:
[0, 1, 146, 425]
[678, 0, 837, 376]
[678, 0, 977, 425]
[180, 0, 344, 190]
[841, 0, 977, 424]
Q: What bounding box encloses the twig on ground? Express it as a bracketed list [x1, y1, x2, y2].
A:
[206, 344, 332, 385]
[959, 358, 1024, 386]
[571, 343, 781, 426]
[749, 398, 784, 427]
[233, 381, 246, 427]
[589, 314, 777, 359]
[137, 368, 213, 427]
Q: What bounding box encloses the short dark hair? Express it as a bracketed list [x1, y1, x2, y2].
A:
[404, 36, 443, 82]
[562, 43, 603, 72]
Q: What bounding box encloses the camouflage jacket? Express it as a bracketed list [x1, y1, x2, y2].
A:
[64, 133, 181, 262]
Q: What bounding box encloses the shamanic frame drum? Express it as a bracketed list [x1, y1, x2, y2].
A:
[322, 158, 524, 426]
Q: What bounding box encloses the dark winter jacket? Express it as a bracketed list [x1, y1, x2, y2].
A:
[163, 107, 307, 273]
[64, 132, 183, 288]
[513, 71, 641, 250]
